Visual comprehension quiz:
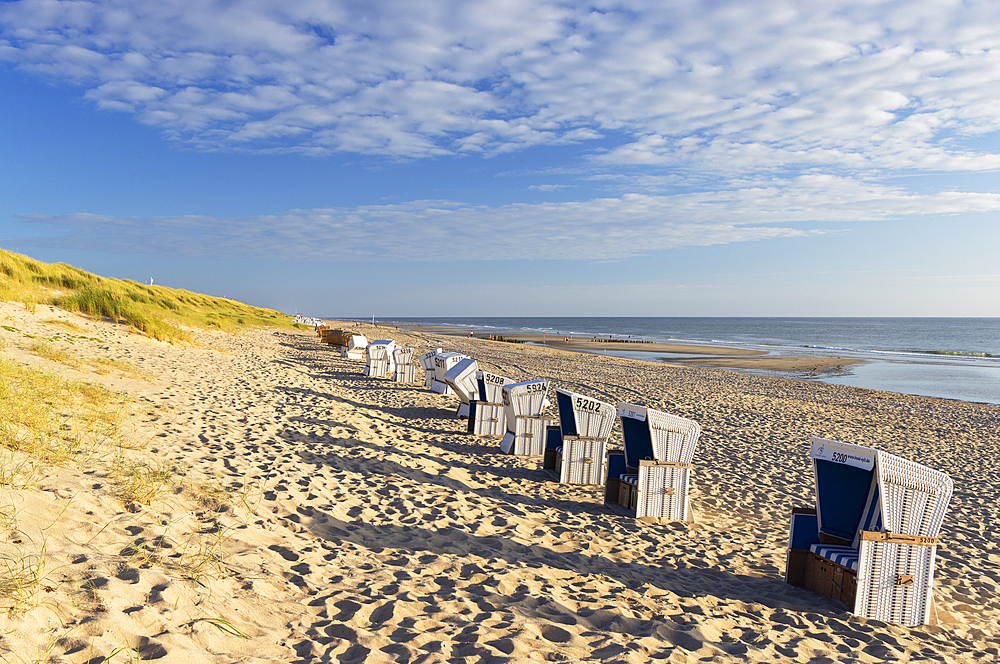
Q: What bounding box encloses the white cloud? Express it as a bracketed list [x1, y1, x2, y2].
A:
[16, 177, 1000, 262]
[528, 184, 572, 191]
[2, 0, 1000, 176]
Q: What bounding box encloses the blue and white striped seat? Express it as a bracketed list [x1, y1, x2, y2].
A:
[810, 543, 859, 571]
[620, 473, 639, 486]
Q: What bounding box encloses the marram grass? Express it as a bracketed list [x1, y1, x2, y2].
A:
[0, 248, 303, 343]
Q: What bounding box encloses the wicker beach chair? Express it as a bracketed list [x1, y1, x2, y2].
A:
[418, 349, 442, 388]
[499, 380, 553, 455]
[443, 358, 479, 418]
[467, 371, 512, 436]
[320, 328, 352, 349]
[363, 340, 396, 377]
[785, 437, 953, 626]
[543, 389, 615, 485]
[341, 334, 368, 360]
[392, 347, 417, 383]
[431, 352, 466, 394]
[605, 404, 699, 522]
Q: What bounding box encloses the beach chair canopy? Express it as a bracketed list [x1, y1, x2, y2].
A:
[477, 371, 512, 402]
[431, 352, 467, 394]
[444, 358, 479, 404]
[809, 437, 952, 548]
[366, 340, 396, 361]
[433, 352, 466, 380]
[347, 335, 369, 350]
[554, 388, 616, 440]
[503, 380, 549, 417]
[617, 404, 700, 469]
[393, 347, 414, 366]
[418, 348, 443, 387]
[419, 349, 441, 370]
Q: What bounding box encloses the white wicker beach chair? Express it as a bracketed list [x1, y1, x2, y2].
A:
[342, 334, 368, 360]
[543, 389, 615, 485]
[467, 371, 511, 436]
[605, 404, 699, 522]
[431, 352, 466, 394]
[500, 380, 553, 455]
[443, 358, 479, 418]
[418, 349, 442, 388]
[392, 347, 417, 383]
[363, 340, 396, 378]
[785, 437, 953, 626]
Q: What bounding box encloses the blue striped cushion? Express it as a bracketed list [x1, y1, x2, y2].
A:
[619, 473, 639, 486]
[555, 446, 563, 454]
[810, 543, 859, 571]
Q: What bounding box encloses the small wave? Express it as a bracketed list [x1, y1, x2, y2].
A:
[917, 350, 1000, 359]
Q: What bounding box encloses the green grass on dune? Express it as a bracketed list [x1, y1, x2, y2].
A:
[0, 248, 302, 342]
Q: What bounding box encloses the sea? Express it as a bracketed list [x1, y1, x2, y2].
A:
[335, 317, 1000, 406]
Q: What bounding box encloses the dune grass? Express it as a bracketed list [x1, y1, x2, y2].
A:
[0, 358, 133, 467]
[27, 341, 154, 380]
[0, 248, 302, 343]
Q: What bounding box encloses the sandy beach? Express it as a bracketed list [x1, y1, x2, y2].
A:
[2, 307, 999, 663]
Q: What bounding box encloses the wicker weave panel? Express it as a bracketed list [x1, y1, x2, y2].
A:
[393, 364, 416, 383]
[418, 350, 439, 387]
[507, 417, 548, 456]
[367, 359, 391, 378]
[560, 438, 607, 485]
[645, 410, 701, 464]
[856, 539, 936, 626]
[636, 465, 690, 521]
[470, 403, 505, 436]
[558, 389, 616, 439]
[875, 451, 953, 538]
[393, 347, 414, 365]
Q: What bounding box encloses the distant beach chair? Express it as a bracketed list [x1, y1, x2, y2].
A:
[784, 437, 953, 626]
[467, 371, 512, 436]
[443, 357, 479, 418]
[342, 334, 368, 360]
[431, 352, 466, 394]
[418, 349, 442, 388]
[363, 340, 396, 378]
[500, 380, 553, 455]
[605, 404, 699, 522]
[392, 347, 417, 383]
[320, 328, 352, 350]
[543, 389, 615, 485]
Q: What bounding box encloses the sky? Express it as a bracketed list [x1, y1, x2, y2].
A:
[1, 0, 1000, 317]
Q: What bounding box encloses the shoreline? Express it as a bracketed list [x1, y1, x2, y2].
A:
[432, 329, 867, 376]
[386, 319, 998, 402]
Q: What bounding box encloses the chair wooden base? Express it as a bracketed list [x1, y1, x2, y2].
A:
[787, 549, 857, 609]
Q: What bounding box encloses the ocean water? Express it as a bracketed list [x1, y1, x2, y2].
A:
[340, 317, 1000, 406]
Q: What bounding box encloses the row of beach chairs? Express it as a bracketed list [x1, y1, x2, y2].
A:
[321, 330, 954, 627]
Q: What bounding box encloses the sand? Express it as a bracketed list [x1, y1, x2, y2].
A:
[1, 306, 998, 663]
[449, 332, 863, 376]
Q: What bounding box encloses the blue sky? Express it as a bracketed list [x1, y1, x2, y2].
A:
[2, 0, 999, 317]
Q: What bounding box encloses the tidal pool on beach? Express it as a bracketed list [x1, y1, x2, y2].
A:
[819, 357, 1000, 405]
